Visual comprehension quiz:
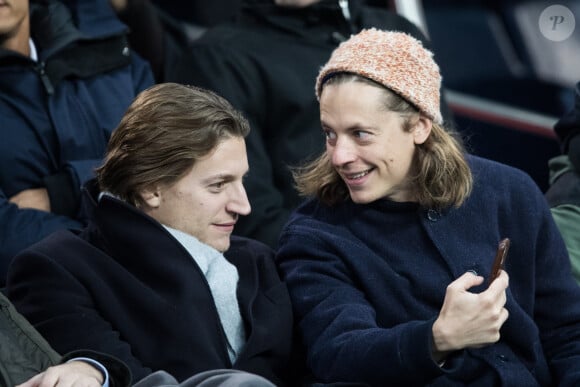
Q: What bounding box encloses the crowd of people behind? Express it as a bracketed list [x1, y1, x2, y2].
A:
[1, 0, 580, 386]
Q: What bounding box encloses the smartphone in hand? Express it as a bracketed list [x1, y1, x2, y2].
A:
[488, 238, 510, 286]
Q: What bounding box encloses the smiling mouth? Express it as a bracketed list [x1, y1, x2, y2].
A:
[344, 168, 373, 180]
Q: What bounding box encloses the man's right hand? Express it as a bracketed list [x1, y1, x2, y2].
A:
[16, 361, 104, 387]
[431, 270, 509, 361]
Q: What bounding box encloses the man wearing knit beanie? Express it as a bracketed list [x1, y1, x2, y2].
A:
[546, 81, 580, 284]
[277, 26, 580, 387]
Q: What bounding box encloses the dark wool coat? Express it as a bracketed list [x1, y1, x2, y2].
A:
[277, 155, 580, 386]
[6, 194, 297, 386]
[0, 0, 154, 281]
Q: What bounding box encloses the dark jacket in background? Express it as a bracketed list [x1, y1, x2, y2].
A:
[546, 81, 580, 285]
[0, 0, 154, 283]
[6, 186, 298, 386]
[150, 0, 241, 27]
[165, 0, 434, 248]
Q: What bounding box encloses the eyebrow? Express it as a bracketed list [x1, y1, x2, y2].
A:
[321, 120, 376, 133]
[201, 173, 234, 184]
[201, 171, 247, 185]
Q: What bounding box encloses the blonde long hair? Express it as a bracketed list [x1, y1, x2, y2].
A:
[294, 74, 472, 209]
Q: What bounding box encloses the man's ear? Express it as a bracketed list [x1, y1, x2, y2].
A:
[413, 116, 433, 145]
[138, 187, 162, 209]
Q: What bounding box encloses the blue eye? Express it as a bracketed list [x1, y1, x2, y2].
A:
[324, 130, 336, 140]
[353, 130, 370, 139]
[209, 181, 226, 193]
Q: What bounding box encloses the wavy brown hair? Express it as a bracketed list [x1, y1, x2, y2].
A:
[294, 74, 473, 209]
[96, 83, 250, 207]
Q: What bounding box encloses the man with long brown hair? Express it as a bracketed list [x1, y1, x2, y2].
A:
[277, 29, 580, 386]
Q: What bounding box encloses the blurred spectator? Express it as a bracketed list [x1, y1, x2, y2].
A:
[110, 0, 220, 82]
[109, 0, 251, 83]
[546, 81, 580, 284]
[0, 0, 154, 284]
[165, 0, 437, 248]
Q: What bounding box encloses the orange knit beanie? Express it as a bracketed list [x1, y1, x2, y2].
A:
[316, 28, 443, 124]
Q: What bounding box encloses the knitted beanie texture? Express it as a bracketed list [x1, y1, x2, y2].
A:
[316, 28, 443, 124]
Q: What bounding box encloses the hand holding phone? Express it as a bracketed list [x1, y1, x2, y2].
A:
[488, 238, 510, 286]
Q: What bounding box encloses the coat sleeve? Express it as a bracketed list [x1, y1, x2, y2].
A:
[61, 350, 132, 387]
[0, 190, 82, 285]
[550, 205, 580, 284]
[528, 189, 580, 385]
[61, 51, 154, 192]
[5, 248, 154, 382]
[276, 228, 452, 386]
[554, 81, 580, 153]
